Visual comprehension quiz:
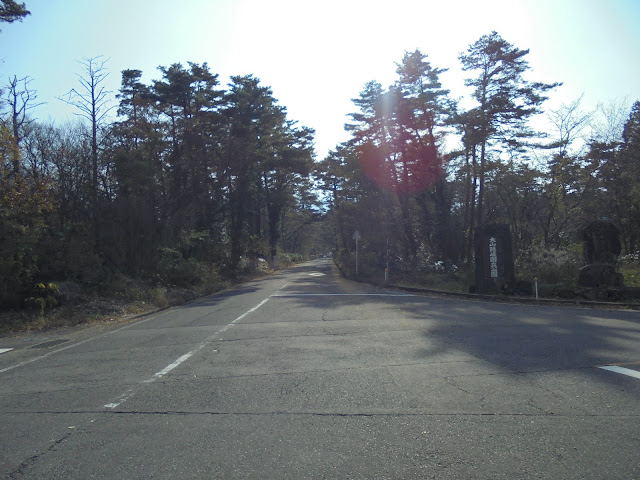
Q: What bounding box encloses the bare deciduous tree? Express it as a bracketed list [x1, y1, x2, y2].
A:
[591, 97, 631, 144]
[60, 56, 114, 245]
[3, 75, 44, 149]
[546, 94, 594, 157]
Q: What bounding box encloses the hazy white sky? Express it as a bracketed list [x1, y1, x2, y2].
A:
[2, 0, 639, 158]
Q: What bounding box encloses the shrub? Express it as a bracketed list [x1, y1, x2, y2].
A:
[148, 287, 168, 308]
[274, 252, 305, 269]
[619, 253, 640, 287]
[24, 282, 60, 316]
[334, 248, 382, 281]
[236, 256, 268, 275]
[517, 245, 581, 285]
[416, 242, 458, 274]
[156, 248, 203, 286]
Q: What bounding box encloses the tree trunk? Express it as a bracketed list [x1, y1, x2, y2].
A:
[477, 139, 486, 227]
[466, 147, 478, 265]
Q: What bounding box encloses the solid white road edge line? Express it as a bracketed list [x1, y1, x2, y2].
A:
[599, 365, 640, 380]
[104, 296, 272, 409]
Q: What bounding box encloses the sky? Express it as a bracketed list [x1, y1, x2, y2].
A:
[1, 0, 639, 159]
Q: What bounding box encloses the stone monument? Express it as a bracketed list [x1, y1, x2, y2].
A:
[474, 224, 515, 294]
[577, 219, 624, 289]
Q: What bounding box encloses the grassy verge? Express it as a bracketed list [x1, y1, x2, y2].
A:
[0, 278, 227, 335]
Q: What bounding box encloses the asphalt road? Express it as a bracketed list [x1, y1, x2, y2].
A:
[1, 259, 639, 479]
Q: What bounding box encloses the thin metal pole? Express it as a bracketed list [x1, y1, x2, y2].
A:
[386, 237, 389, 281]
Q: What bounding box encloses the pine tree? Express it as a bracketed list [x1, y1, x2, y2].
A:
[620, 101, 640, 253]
[0, 0, 29, 31]
[458, 31, 560, 226]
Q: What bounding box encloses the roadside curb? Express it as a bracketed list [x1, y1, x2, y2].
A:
[331, 258, 640, 311]
[386, 283, 640, 310]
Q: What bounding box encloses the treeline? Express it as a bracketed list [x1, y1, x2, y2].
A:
[2, 24, 640, 308]
[1, 61, 324, 307]
[317, 32, 640, 282]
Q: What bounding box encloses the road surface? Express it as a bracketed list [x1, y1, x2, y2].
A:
[1, 259, 639, 479]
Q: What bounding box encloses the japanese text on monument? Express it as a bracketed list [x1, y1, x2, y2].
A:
[489, 237, 498, 278]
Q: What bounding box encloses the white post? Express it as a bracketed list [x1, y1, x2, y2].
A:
[535, 276, 539, 299]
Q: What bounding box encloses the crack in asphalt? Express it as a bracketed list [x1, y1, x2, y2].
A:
[141, 359, 484, 383]
[444, 376, 471, 394]
[6, 429, 74, 479]
[4, 410, 639, 418]
[233, 316, 415, 326]
[144, 363, 600, 386]
[214, 326, 434, 342]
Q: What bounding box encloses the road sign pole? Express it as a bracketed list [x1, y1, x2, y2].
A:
[386, 237, 389, 282]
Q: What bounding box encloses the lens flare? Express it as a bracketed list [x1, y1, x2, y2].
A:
[358, 144, 442, 194]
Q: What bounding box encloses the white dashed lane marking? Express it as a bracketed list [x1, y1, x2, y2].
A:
[0, 348, 13, 354]
[599, 365, 640, 380]
[104, 293, 276, 409]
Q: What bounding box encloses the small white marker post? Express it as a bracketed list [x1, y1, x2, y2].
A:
[534, 276, 539, 299]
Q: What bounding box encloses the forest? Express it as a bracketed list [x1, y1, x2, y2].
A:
[1, 2, 640, 324]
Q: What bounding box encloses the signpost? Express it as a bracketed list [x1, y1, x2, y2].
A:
[352, 230, 361, 276]
[385, 237, 389, 282]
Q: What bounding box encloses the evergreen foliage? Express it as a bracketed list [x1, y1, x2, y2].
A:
[326, 35, 638, 287]
[1, 63, 320, 310]
[0, 0, 29, 29]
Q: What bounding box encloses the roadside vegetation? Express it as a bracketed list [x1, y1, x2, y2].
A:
[0, 253, 306, 334]
[334, 249, 640, 301]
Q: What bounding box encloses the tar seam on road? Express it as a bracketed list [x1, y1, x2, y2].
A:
[104, 290, 281, 409]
